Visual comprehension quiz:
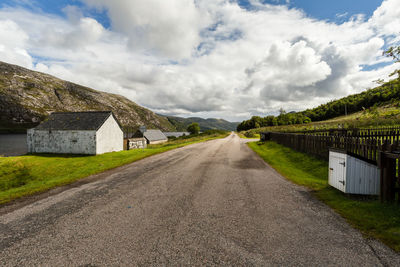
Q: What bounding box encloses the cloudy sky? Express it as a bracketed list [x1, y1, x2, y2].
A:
[0, 0, 399, 121]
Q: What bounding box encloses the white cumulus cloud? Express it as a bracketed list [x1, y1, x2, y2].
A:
[82, 0, 208, 59]
[0, 0, 399, 121]
[0, 19, 32, 68]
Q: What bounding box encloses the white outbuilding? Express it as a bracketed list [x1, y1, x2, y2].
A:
[27, 111, 123, 155]
[133, 126, 168, 145]
[328, 149, 380, 195]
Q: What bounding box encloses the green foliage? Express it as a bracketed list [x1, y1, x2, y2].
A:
[238, 46, 400, 132]
[175, 129, 228, 140]
[383, 46, 400, 79]
[237, 113, 311, 131]
[238, 78, 400, 132]
[301, 80, 400, 122]
[297, 45, 400, 123]
[249, 141, 400, 252]
[244, 131, 258, 138]
[187, 122, 200, 134]
[237, 132, 260, 139]
[384, 46, 400, 62]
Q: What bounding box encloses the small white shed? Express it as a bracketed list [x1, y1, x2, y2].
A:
[134, 127, 168, 145]
[27, 111, 123, 155]
[328, 149, 380, 195]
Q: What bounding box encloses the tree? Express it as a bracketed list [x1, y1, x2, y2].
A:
[187, 123, 200, 135]
[383, 46, 400, 79]
[373, 78, 385, 85]
[383, 46, 400, 61]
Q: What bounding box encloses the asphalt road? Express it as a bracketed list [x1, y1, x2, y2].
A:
[1, 133, 399, 266]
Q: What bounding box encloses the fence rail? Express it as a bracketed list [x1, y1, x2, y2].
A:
[262, 129, 400, 202]
[265, 132, 385, 163]
[264, 127, 400, 163]
[287, 126, 400, 139]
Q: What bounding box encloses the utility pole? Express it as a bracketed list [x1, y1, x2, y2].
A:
[345, 104, 347, 116]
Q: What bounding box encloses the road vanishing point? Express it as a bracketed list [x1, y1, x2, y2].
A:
[1, 133, 400, 266]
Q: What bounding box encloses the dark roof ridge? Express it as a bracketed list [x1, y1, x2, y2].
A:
[33, 111, 122, 131]
[51, 111, 112, 114]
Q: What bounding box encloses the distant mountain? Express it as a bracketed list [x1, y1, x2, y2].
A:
[0, 61, 176, 132]
[165, 116, 239, 131]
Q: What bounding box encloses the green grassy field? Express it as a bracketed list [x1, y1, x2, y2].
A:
[248, 141, 400, 252]
[0, 131, 229, 204]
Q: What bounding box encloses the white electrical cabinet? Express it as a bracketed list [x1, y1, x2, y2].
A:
[328, 149, 380, 195]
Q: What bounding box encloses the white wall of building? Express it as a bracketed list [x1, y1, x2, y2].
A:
[126, 138, 147, 149]
[27, 129, 97, 154]
[96, 115, 123, 154]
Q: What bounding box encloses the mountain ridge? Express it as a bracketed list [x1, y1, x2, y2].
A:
[164, 115, 239, 131]
[0, 61, 176, 132]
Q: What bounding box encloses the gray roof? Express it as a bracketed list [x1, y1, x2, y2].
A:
[34, 111, 122, 131]
[143, 129, 167, 141]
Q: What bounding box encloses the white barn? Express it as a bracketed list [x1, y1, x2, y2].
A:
[27, 111, 123, 155]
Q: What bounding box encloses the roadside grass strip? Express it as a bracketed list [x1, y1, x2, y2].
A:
[237, 132, 260, 139]
[248, 141, 400, 252]
[0, 132, 229, 205]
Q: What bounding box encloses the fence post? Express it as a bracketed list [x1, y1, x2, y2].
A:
[379, 142, 397, 202]
[379, 151, 384, 202]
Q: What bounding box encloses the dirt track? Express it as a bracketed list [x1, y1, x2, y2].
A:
[0, 133, 399, 266]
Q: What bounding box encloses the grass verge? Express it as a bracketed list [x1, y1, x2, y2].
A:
[237, 132, 260, 139]
[248, 141, 400, 252]
[0, 131, 229, 205]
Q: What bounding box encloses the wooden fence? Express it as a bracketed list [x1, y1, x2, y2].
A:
[262, 129, 400, 202]
[379, 150, 400, 203]
[290, 126, 400, 139]
[265, 132, 388, 163]
[264, 126, 400, 162]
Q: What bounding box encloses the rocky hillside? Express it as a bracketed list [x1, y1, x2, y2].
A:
[166, 116, 239, 131]
[0, 61, 176, 132]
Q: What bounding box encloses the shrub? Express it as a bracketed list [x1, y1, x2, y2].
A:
[187, 123, 200, 135]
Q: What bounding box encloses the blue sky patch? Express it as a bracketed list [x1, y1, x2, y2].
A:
[361, 61, 393, 72]
[237, 0, 384, 23]
[288, 0, 384, 22]
[3, 0, 386, 28]
[1, 0, 111, 28]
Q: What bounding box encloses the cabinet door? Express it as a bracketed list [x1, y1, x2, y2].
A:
[329, 154, 346, 192]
